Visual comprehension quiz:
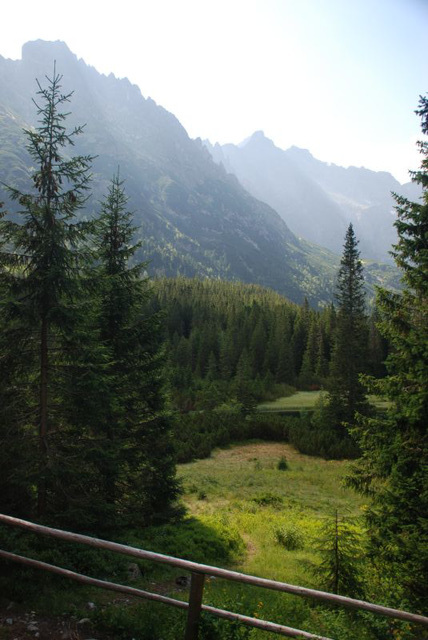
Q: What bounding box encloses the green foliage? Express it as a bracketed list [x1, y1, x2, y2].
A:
[179, 442, 374, 639]
[89, 172, 179, 528]
[273, 524, 304, 550]
[91, 602, 185, 640]
[127, 516, 245, 566]
[309, 609, 376, 640]
[0, 68, 96, 522]
[156, 277, 336, 410]
[173, 406, 361, 465]
[309, 511, 363, 597]
[308, 225, 372, 457]
[252, 492, 284, 509]
[326, 223, 370, 429]
[157, 278, 388, 425]
[0, 72, 177, 533]
[0, 525, 127, 601]
[348, 96, 428, 615]
[289, 411, 360, 460]
[277, 456, 288, 470]
[172, 411, 291, 463]
[199, 613, 253, 640]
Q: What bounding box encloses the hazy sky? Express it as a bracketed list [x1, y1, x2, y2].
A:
[2, 0, 427, 183]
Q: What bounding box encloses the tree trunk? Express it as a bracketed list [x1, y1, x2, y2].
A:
[37, 316, 49, 517]
[334, 510, 339, 594]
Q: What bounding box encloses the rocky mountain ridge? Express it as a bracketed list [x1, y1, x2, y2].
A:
[0, 41, 400, 305]
[205, 131, 421, 262]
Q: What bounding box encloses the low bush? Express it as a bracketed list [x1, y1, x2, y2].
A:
[0, 525, 128, 601]
[252, 492, 284, 509]
[128, 516, 245, 566]
[277, 456, 288, 470]
[273, 525, 304, 550]
[173, 411, 293, 463]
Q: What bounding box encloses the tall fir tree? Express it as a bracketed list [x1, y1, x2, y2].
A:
[93, 172, 178, 527]
[325, 223, 369, 432]
[349, 96, 428, 614]
[0, 68, 94, 520]
[233, 348, 257, 413]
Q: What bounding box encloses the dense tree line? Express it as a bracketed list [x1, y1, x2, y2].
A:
[0, 70, 178, 532]
[153, 277, 385, 413]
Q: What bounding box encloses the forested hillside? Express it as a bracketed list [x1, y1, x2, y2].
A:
[153, 277, 386, 413]
[0, 40, 330, 305]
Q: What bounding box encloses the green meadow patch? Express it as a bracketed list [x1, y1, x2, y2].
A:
[176, 441, 378, 638]
[178, 442, 365, 581]
[3, 441, 396, 639]
[258, 391, 323, 412]
[258, 391, 392, 412]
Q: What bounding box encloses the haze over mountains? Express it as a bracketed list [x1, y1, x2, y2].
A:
[205, 132, 421, 263]
[0, 40, 403, 305]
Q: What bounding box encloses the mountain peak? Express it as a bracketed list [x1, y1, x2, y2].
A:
[22, 40, 77, 65]
[251, 130, 267, 140]
[239, 130, 274, 148]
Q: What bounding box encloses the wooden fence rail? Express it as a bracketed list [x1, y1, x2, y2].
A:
[0, 514, 427, 640]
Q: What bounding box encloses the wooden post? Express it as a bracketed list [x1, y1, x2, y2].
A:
[184, 572, 205, 640]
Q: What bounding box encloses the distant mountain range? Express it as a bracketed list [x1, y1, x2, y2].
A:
[0, 41, 403, 305]
[205, 131, 421, 262]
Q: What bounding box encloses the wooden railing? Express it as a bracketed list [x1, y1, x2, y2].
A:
[0, 514, 427, 640]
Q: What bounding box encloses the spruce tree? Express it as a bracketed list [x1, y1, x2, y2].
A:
[349, 96, 428, 613]
[0, 68, 94, 519]
[326, 224, 369, 432]
[311, 511, 362, 597]
[93, 172, 178, 527]
[233, 349, 257, 413]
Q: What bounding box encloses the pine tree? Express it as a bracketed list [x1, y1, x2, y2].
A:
[326, 224, 369, 431]
[311, 511, 362, 597]
[299, 317, 319, 389]
[0, 68, 94, 519]
[233, 349, 257, 413]
[349, 96, 428, 613]
[93, 172, 178, 527]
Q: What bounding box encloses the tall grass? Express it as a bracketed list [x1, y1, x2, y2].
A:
[3, 441, 404, 639]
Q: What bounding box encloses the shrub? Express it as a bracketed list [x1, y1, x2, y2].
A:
[277, 456, 288, 471]
[129, 516, 245, 565]
[273, 525, 304, 550]
[252, 492, 284, 509]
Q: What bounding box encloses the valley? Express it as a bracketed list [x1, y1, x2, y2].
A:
[0, 30, 426, 640]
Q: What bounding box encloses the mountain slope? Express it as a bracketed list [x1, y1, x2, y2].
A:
[0, 40, 344, 305]
[0, 41, 401, 306]
[206, 132, 422, 262]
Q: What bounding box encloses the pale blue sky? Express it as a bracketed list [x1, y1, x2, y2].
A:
[1, 0, 427, 182]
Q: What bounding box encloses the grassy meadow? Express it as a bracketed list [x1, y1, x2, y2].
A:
[258, 391, 323, 412]
[258, 391, 391, 412]
[176, 441, 370, 638]
[2, 439, 403, 640]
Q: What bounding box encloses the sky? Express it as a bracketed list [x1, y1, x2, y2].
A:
[1, 0, 427, 183]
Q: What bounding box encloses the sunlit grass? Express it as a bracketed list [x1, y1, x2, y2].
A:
[258, 390, 392, 412]
[177, 441, 368, 638]
[258, 391, 324, 411]
[178, 442, 365, 581]
[10, 441, 371, 639]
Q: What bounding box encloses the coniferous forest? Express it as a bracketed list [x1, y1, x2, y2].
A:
[0, 68, 427, 640]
